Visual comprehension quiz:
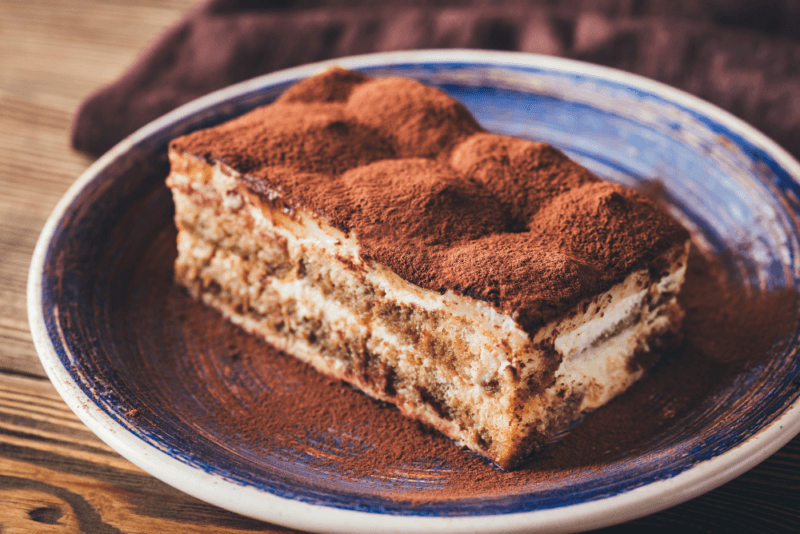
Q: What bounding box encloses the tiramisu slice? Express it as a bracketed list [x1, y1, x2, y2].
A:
[166, 68, 690, 470]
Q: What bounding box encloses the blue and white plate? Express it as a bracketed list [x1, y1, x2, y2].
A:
[28, 51, 800, 533]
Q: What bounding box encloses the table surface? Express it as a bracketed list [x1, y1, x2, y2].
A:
[2, 1, 799, 532]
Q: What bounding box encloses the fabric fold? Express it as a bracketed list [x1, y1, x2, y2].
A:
[71, 0, 800, 159]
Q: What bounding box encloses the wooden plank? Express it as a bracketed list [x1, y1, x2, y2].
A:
[0, 0, 197, 378]
[0, 373, 291, 533]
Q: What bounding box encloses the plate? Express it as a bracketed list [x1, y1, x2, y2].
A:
[28, 50, 800, 533]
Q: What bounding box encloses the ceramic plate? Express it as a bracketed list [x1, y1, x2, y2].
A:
[28, 51, 800, 533]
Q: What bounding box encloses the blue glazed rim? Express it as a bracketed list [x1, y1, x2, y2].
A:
[28, 50, 800, 533]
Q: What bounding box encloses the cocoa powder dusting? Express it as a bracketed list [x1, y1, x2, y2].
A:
[170, 68, 689, 332]
[130, 226, 795, 504]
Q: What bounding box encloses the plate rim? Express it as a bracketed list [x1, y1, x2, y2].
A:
[27, 49, 800, 534]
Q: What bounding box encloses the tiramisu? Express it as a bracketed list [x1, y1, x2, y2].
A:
[166, 68, 690, 469]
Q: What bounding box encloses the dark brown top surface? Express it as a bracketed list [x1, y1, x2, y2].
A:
[170, 68, 689, 332]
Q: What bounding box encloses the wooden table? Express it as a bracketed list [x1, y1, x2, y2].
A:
[1, 1, 798, 532]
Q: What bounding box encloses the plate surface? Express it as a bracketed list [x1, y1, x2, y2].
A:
[29, 51, 800, 533]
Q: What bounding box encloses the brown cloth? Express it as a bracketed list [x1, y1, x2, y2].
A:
[71, 0, 800, 160]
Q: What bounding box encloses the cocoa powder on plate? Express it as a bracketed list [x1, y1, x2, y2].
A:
[154, 69, 794, 499]
[147, 236, 793, 501]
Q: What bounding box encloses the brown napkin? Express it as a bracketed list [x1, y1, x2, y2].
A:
[71, 0, 800, 159]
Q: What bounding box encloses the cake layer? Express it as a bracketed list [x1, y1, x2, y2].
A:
[167, 153, 689, 468]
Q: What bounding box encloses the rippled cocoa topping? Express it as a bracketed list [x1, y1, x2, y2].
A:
[336, 158, 507, 246]
[170, 68, 690, 332]
[276, 67, 369, 104]
[449, 133, 598, 225]
[173, 102, 396, 176]
[346, 77, 482, 158]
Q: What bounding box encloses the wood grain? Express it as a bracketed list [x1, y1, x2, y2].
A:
[0, 0, 197, 377]
[0, 374, 291, 533]
[1, 0, 799, 532]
